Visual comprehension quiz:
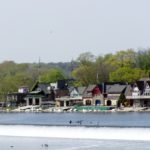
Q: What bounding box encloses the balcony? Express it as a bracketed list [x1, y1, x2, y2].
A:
[127, 95, 150, 99]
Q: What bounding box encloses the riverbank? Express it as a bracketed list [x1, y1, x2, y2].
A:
[2, 105, 150, 113]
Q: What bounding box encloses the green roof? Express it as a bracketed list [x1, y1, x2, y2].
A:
[25, 95, 44, 98]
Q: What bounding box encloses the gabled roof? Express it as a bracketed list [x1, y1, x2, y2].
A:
[38, 83, 50, 94]
[68, 86, 75, 93]
[106, 84, 127, 94]
[86, 84, 97, 92]
[77, 87, 87, 95]
[31, 82, 50, 94]
[68, 86, 86, 96]
[147, 81, 150, 86]
[124, 85, 132, 96]
[82, 85, 97, 97]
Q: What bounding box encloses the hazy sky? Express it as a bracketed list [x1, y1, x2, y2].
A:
[0, 0, 150, 63]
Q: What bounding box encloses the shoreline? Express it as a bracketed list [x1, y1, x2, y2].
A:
[1, 106, 150, 113]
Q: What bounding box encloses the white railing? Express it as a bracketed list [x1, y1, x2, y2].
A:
[127, 95, 150, 99]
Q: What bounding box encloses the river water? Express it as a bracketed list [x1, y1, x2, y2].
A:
[0, 112, 150, 150]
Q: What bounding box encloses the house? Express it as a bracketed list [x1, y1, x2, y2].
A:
[103, 82, 127, 106]
[7, 86, 29, 106]
[55, 86, 87, 107]
[55, 96, 70, 107]
[83, 84, 104, 106]
[51, 80, 71, 107]
[126, 78, 150, 107]
[24, 82, 55, 106]
[6, 79, 77, 108]
[55, 84, 103, 107]
[22, 79, 72, 107]
[55, 86, 82, 107]
[69, 86, 87, 106]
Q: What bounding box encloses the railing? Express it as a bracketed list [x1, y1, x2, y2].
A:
[127, 95, 150, 99]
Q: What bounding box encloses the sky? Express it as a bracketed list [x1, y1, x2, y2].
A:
[0, 0, 150, 63]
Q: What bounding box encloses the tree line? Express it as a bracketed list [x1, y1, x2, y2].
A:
[72, 49, 150, 86]
[0, 48, 150, 101]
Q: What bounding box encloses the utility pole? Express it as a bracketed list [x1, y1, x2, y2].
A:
[38, 57, 41, 82]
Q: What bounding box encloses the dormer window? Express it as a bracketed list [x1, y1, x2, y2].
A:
[133, 87, 139, 92]
[132, 86, 140, 96]
[144, 83, 150, 95]
[18, 86, 29, 93]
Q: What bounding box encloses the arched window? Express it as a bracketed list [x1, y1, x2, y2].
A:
[95, 100, 101, 105]
[86, 100, 91, 106]
[107, 100, 111, 106]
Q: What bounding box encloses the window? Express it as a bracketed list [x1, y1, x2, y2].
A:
[35, 98, 39, 105]
[107, 100, 111, 106]
[29, 98, 32, 105]
[86, 100, 91, 106]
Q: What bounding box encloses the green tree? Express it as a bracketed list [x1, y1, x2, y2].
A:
[117, 93, 127, 107]
[109, 67, 143, 83]
[72, 52, 116, 86]
[95, 55, 115, 83]
[77, 52, 95, 65]
[72, 64, 96, 86]
[40, 68, 65, 83]
[136, 49, 150, 72]
[107, 49, 136, 68]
